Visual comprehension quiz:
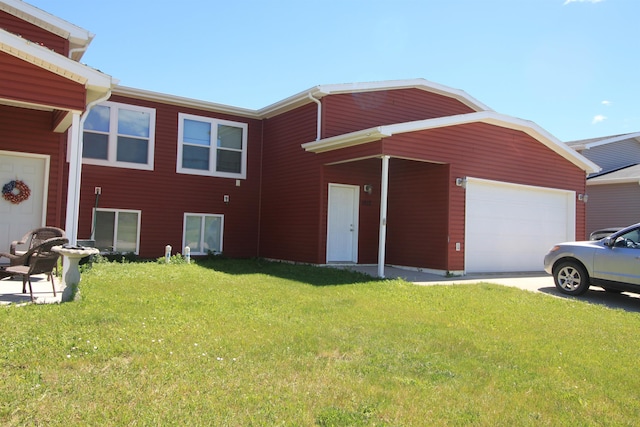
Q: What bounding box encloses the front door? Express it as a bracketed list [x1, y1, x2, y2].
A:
[327, 184, 359, 263]
[0, 151, 48, 253]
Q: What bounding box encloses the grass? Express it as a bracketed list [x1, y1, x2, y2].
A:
[2, 258, 640, 426]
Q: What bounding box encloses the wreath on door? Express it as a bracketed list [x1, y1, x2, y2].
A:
[2, 179, 31, 204]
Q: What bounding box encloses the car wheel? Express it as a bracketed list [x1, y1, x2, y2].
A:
[553, 261, 590, 295]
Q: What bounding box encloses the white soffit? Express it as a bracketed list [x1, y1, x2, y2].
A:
[302, 111, 601, 174]
[0, 0, 94, 52]
[0, 29, 112, 92]
[113, 86, 261, 120]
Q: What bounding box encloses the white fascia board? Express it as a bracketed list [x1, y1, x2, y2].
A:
[302, 127, 390, 153]
[316, 78, 493, 112]
[260, 78, 492, 119]
[587, 177, 640, 186]
[1, 29, 112, 91]
[0, 0, 93, 49]
[302, 110, 601, 174]
[114, 86, 261, 120]
[581, 132, 640, 150]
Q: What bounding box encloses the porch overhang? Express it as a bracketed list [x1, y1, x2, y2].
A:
[302, 111, 601, 175]
[0, 28, 114, 132]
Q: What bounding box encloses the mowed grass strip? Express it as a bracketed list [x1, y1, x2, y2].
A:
[2, 258, 640, 426]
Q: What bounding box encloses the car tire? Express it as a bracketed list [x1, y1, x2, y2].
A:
[553, 261, 590, 295]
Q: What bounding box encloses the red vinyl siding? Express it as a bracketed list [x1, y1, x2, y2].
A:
[383, 123, 587, 271]
[76, 94, 263, 259]
[323, 159, 382, 264]
[259, 103, 323, 263]
[0, 52, 86, 112]
[322, 88, 475, 138]
[0, 104, 67, 228]
[0, 10, 69, 56]
[386, 160, 450, 269]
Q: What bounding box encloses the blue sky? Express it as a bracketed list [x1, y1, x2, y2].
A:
[26, 0, 639, 142]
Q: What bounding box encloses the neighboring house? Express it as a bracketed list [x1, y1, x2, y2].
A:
[566, 132, 640, 236]
[0, 0, 599, 276]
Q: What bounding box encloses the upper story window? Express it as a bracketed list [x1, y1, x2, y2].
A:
[177, 113, 248, 179]
[83, 102, 156, 170]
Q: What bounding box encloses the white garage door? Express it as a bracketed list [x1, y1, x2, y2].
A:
[465, 178, 575, 273]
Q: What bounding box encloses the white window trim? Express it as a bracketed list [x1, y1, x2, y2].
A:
[82, 101, 156, 171]
[182, 213, 224, 255]
[92, 207, 142, 254]
[177, 113, 248, 179]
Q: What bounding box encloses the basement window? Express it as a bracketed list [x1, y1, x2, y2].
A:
[93, 208, 141, 254]
[183, 213, 224, 255]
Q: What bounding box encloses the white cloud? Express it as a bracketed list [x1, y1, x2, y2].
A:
[601, 100, 612, 106]
[563, 0, 604, 5]
[592, 115, 607, 124]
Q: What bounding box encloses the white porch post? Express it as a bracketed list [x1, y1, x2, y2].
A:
[64, 112, 83, 246]
[377, 155, 390, 278]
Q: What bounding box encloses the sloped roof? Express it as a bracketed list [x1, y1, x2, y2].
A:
[587, 163, 640, 185]
[115, 78, 493, 122]
[258, 78, 492, 119]
[0, 0, 94, 60]
[302, 110, 601, 174]
[566, 131, 640, 151]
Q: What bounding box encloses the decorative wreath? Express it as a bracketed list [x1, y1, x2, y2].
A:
[2, 179, 31, 204]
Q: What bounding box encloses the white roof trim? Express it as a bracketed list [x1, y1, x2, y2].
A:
[0, 0, 93, 52]
[113, 86, 261, 119]
[302, 111, 601, 174]
[588, 177, 640, 186]
[568, 132, 640, 151]
[0, 28, 112, 92]
[258, 78, 492, 119]
[587, 164, 640, 186]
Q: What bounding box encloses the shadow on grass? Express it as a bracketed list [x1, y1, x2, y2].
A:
[196, 257, 383, 287]
[540, 286, 640, 313]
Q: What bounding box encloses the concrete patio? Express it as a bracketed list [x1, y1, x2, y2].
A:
[0, 273, 63, 305]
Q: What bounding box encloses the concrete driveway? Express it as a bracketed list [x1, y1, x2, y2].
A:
[342, 265, 640, 313]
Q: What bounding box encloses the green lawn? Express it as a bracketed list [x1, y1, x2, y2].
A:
[2, 258, 640, 426]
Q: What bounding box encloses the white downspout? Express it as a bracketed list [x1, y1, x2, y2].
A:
[377, 155, 390, 278]
[308, 93, 322, 141]
[65, 90, 112, 245]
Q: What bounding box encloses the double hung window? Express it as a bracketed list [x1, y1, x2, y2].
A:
[183, 213, 224, 255]
[177, 113, 247, 179]
[83, 102, 156, 170]
[93, 208, 141, 254]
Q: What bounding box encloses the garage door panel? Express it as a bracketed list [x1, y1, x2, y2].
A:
[465, 178, 575, 273]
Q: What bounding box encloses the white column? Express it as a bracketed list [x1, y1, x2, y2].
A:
[64, 112, 83, 246]
[377, 155, 390, 278]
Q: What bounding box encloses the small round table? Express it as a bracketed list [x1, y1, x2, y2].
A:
[52, 246, 99, 302]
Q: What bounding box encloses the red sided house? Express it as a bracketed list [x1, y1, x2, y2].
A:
[1, 0, 599, 277]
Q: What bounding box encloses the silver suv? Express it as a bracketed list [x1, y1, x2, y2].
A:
[544, 223, 640, 295]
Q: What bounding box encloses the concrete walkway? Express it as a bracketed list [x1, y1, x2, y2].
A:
[341, 265, 556, 293]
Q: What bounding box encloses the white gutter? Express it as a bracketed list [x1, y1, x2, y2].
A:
[308, 93, 322, 141]
[65, 89, 112, 245]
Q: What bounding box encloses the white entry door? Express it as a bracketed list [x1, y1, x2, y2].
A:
[327, 184, 359, 263]
[0, 151, 49, 253]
